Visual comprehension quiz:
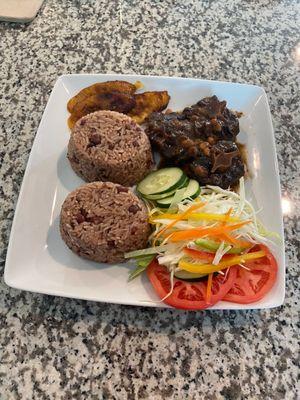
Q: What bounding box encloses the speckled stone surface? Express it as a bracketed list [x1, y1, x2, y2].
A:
[0, 0, 299, 399]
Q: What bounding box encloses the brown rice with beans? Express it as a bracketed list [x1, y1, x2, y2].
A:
[68, 110, 154, 186]
[60, 181, 150, 263]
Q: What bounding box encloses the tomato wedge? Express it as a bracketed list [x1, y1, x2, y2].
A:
[146, 259, 238, 310]
[223, 244, 278, 304]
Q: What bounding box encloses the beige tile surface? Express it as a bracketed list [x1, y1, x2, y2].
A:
[0, 0, 44, 22]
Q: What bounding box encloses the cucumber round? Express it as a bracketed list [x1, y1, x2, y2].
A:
[143, 176, 189, 200]
[183, 179, 201, 199]
[157, 179, 200, 208]
[137, 168, 186, 196]
[174, 270, 207, 281]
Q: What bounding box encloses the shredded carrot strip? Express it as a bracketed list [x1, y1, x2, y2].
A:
[153, 202, 207, 243]
[206, 273, 213, 304]
[215, 232, 251, 248]
[213, 209, 252, 249]
[168, 220, 251, 243]
[221, 207, 233, 226]
[214, 209, 250, 248]
[230, 237, 253, 248]
[217, 232, 237, 245]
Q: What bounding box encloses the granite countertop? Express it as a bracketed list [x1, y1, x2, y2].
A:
[0, 1, 299, 399]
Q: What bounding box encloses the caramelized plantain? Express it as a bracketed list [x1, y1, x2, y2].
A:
[68, 114, 78, 130]
[134, 80, 144, 90]
[67, 80, 137, 113]
[129, 91, 170, 124]
[68, 91, 136, 128]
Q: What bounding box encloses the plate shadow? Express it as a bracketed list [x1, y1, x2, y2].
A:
[57, 148, 84, 192]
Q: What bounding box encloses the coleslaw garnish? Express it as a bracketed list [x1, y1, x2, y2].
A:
[126, 178, 279, 290]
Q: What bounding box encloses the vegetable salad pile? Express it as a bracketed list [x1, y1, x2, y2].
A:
[126, 169, 279, 310]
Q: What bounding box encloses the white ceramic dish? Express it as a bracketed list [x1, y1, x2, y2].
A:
[4, 74, 285, 309]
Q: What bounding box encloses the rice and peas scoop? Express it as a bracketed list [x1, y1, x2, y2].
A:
[60, 182, 150, 263]
[67, 110, 154, 186]
[61, 110, 153, 262]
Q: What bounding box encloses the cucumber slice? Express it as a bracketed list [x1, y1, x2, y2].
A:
[195, 238, 245, 254]
[137, 168, 186, 196]
[144, 176, 189, 200]
[183, 179, 201, 199]
[156, 196, 178, 208]
[157, 179, 200, 208]
[174, 270, 207, 281]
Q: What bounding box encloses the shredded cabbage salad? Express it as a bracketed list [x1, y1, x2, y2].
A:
[125, 178, 279, 286]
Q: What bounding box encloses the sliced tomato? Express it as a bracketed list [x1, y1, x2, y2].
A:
[146, 259, 238, 310]
[223, 244, 278, 304]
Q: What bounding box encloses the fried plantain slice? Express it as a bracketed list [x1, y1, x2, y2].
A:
[68, 114, 78, 130]
[68, 91, 136, 129]
[67, 80, 137, 113]
[129, 91, 170, 124]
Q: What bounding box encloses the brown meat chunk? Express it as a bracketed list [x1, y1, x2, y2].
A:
[146, 96, 244, 188]
[184, 141, 245, 188]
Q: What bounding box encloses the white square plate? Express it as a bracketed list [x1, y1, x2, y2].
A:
[4, 74, 285, 309]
